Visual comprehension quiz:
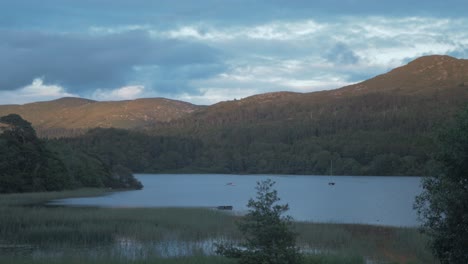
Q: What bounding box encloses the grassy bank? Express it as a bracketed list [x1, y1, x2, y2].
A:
[0, 190, 435, 263]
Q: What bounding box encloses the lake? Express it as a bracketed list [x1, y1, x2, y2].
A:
[51, 174, 423, 227]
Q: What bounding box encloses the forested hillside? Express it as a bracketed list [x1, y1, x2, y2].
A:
[136, 55, 467, 176]
[0, 114, 141, 193]
[3, 55, 468, 177]
[58, 127, 430, 176]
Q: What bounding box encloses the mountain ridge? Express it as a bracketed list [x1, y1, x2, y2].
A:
[0, 97, 202, 136]
[337, 55, 468, 96]
[0, 55, 467, 137]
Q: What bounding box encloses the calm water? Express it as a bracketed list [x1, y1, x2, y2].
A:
[51, 174, 423, 227]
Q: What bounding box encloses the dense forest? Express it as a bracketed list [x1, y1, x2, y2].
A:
[0, 114, 142, 193]
[3, 92, 464, 185]
[2, 56, 466, 183]
[58, 121, 435, 176]
[56, 89, 468, 176]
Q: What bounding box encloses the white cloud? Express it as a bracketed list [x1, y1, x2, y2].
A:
[186, 61, 355, 105]
[82, 17, 468, 104]
[0, 78, 77, 105]
[155, 20, 325, 42]
[92, 85, 146, 101]
[178, 87, 260, 105]
[155, 16, 468, 66]
[89, 25, 151, 35]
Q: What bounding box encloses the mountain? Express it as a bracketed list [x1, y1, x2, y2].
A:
[1, 55, 467, 176]
[1, 55, 466, 136]
[0, 97, 201, 137]
[130, 55, 466, 176]
[161, 55, 467, 131]
[341, 55, 468, 94]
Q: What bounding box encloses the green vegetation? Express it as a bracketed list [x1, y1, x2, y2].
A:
[0, 255, 365, 264]
[54, 92, 467, 177]
[50, 89, 467, 178]
[0, 114, 70, 192]
[0, 114, 142, 193]
[2, 56, 467, 177]
[415, 106, 468, 264]
[216, 179, 302, 263]
[0, 256, 237, 264]
[58, 128, 202, 173]
[58, 124, 434, 177]
[0, 190, 435, 263]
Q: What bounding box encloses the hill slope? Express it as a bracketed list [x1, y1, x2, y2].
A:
[0, 97, 201, 137]
[167, 55, 467, 129]
[1, 55, 466, 136]
[134, 55, 466, 175]
[2, 55, 468, 176]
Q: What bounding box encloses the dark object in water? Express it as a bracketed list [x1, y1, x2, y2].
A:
[217, 205, 233, 210]
[328, 182, 335, 186]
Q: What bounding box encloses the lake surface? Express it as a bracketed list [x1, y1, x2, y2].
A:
[51, 174, 423, 227]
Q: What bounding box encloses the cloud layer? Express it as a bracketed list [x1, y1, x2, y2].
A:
[0, 1, 467, 105]
[0, 30, 224, 95]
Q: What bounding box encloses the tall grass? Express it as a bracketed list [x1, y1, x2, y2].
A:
[0, 256, 237, 264]
[295, 223, 435, 264]
[0, 255, 366, 264]
[0, 205, 240, 246]
[0, 190, 435, 263]
[0, 188, 107, 207]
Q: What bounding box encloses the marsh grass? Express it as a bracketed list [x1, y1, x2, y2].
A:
[0, 255, 366, 264]
[0, 255, 237, 264]
[295, 223, 435, 263]
[0, 190, 435, 263]
[0, 188, 107, 207]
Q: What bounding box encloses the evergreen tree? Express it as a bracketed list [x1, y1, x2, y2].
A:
[216, 179, 302, 264]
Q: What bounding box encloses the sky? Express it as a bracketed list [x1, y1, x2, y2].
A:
[0, 1, 467, 105]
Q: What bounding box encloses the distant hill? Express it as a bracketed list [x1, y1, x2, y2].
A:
[0, 97, 201, 137]
[134, 55, 466, 176]
[169, 55, 467, 128]
[2, 55, 468, 176]
[1, 55, 466, 137]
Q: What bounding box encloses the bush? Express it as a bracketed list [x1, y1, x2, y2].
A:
[216, 179, 302, 264]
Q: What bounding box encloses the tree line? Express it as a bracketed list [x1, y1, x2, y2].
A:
[0, 114, 141, 193]
[57, 120, 435, 177]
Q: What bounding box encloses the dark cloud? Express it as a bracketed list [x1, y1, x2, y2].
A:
[0, 29, 225, 93]
[346, 71, 380, 83]
[130, 63, 225, 96]
[0, 0, 465, 31]
[448, 49, 468, 59]
[324, 43, 360, 65]
[0, 0, 466, 104]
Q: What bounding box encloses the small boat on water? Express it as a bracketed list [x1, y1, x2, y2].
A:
[217, 205, 233, 210]
[226, 182, 235, 186]
[328, 160, 336, 186]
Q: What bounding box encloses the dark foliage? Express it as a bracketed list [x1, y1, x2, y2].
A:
[216, 179, 302, 264]
[0, 114, 141, 193]
[56, 123, 434, 177]
[415, 106, 468, 264]
[0, 114, 70, 192]
[58, 128, 203, 173]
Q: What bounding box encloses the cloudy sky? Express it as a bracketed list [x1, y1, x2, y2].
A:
[0, 1, 467, 105]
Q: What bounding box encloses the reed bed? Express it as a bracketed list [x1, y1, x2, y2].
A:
[0, 190, 435, 263]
